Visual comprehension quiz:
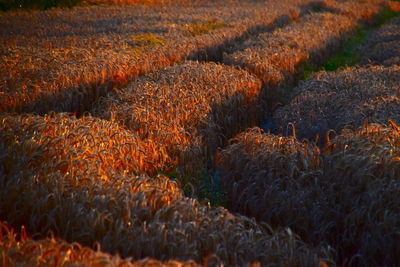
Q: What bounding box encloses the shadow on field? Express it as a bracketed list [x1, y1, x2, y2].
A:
[188, 32, 353, 174]
[263, 30, 356, 114]
[12, 80, 113, 116]
[5, 1, 343, 117]
[299, 0, 342, 15]
[187, 14, 294, 62]
[182, 23, 355, 196]
[9, 57, 171, 116]
[189, 21, 370, 179]
[187, 1, 342, 62]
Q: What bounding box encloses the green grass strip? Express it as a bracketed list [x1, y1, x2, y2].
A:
[302, 7, 400, 80]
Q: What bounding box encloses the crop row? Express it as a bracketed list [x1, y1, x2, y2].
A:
[0, 221, 200, 266]
[273, 2, 400, 142]
[274, 65, 400, 142]
[89, 0, 391, 184]
[93, 61, 262, 183]
[217, 122, 400, 266]
[217, 9, 400, 266]
[0, 113, 333, 266]
[0, 0, 397, 265]
[0, 0, 319, 114]
[360, 16, 400, 66]
[222, 0, 386, 111]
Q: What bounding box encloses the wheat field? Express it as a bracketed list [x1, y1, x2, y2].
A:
[1, 0, 400, 266]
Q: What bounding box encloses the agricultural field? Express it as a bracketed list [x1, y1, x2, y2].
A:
[1, 0, 400, 266]
[1, 0, 323, 114]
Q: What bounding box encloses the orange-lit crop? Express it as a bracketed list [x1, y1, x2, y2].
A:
[0, 0, 398, 266]
[0, 221, 199, 266]
[223, 0, 384, 109]
[94, 61, 262, 183]
[0, 0, 319, 114]
[0, 112, 333, 265]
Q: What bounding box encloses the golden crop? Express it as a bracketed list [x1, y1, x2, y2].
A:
[217, 122, 400, 265]
[0, 0, 318, 114]
[0, 0, 397, 265]
[0, 221, 199, 266]
[274, 65, 400, 141]
[0, 113, 333, 266]
[0, 113, 170, 175]
[222, 0, 384, 111]
[94, 61, 262, 185]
